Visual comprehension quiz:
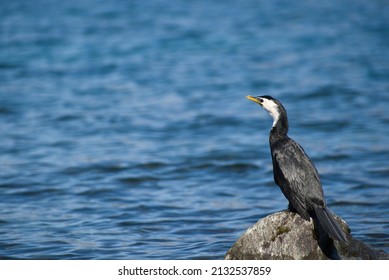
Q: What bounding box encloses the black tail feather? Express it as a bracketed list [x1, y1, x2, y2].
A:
[314, 206, 348, 243]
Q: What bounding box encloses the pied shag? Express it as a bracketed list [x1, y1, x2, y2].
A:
[246, 95, 348, 244]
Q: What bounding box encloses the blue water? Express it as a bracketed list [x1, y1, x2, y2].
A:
[0, 0, 388, 259]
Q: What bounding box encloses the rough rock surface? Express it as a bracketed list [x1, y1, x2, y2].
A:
[224, 211, 389, 260]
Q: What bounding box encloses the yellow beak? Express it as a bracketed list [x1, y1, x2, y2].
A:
[246, 95, 262, 105]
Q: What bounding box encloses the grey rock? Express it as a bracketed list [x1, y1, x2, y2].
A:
[225, 211, 389, 260]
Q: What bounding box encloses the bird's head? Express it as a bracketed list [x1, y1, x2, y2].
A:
[246, 95, 284, 127]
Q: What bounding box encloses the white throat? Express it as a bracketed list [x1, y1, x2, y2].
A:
[261, 99, 280, 127]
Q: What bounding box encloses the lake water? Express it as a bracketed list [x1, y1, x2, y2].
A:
[0, 0, 388, 259]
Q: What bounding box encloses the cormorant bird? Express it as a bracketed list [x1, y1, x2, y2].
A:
[246, 95, 348, 245]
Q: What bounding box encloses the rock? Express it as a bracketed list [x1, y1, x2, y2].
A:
[224, 211, 389, 260]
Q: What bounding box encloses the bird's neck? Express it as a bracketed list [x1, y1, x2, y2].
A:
[270, 116, 289, 142]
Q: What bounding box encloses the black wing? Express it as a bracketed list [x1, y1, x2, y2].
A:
[271, 138, 324, 220]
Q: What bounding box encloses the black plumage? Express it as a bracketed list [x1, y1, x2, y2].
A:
[247, 95, 348, 244]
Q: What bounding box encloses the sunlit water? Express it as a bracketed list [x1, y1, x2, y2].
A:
[0, 0, 388, 259]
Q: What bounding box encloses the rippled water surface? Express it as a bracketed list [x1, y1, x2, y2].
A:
[0, 0, 388, 259]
